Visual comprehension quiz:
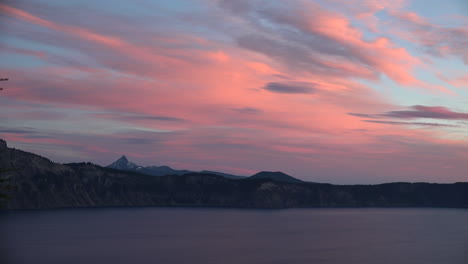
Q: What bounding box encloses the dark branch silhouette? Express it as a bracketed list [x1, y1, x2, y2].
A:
[0, 77, 8, 91]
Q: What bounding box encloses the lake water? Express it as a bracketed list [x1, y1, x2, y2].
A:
[1, 208, 467, 264]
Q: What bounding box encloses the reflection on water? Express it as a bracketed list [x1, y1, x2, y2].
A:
[1, 208, 467, 264]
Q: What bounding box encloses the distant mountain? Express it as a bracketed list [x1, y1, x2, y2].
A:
[107, 155, 191, 176]
[1, 139, 468, 210]
[106, 155, 244, 179]
[107, 155, 138, 170]
[248, 171, 302, 183]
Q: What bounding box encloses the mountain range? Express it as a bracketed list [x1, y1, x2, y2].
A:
[1, 139, 468, 210]
[107, 155, 245, 179]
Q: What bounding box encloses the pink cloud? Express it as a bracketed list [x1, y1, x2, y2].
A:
[0, 44, 46, 58]
[440, 74, 468, 88]
[389, 10, 468, 64]
[0, 4, 124, 47]
[311, 16, 415, 85]
[251, 2, 429, 89]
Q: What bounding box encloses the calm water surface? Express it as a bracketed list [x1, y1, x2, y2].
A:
[1, 208, 467, 264]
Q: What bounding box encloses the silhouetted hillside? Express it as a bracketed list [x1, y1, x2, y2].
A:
[1, 139, 467, 210]
[248, 171, 303, 183]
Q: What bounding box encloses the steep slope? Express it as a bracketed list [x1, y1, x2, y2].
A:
[1, 139, 468, 210]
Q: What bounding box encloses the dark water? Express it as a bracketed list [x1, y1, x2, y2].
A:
[1, 208, 467, 264]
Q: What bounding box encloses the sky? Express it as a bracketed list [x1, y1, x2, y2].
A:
[0, 0, 467, 184]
